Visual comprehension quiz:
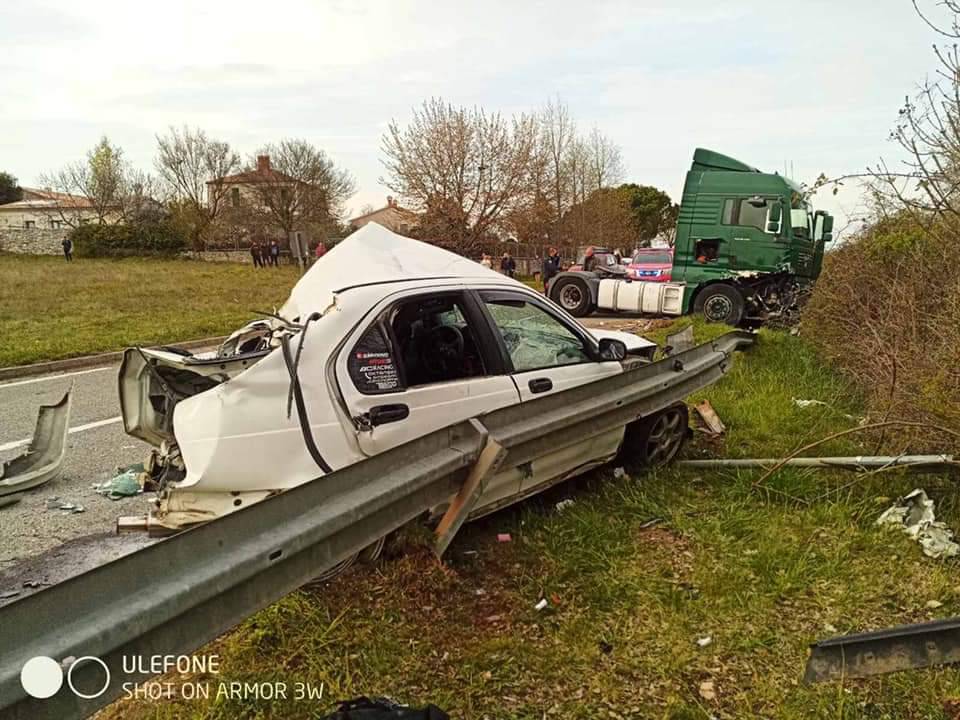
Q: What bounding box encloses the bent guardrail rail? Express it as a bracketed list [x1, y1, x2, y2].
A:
[0, 331, 752, 720]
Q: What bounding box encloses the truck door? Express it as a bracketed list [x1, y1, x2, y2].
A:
[721, 197, 782, 272]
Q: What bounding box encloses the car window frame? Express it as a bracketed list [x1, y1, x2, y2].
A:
[345, 289, 508, 396]
[472, 288, 602, 374]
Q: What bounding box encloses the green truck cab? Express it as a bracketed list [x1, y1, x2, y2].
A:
[547, 148, 834, 325]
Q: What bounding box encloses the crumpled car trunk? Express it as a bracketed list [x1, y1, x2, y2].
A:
[118, 346, 266, 447]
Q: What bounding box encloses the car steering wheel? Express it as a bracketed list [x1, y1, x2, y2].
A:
[421, 325, 465, 378]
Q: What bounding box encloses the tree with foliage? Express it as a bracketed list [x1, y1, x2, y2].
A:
[39, 137, 151, 226]
[563, 183, 678, 250]
[381, 98, 540, 256]
[155, 126, 241, 250]
[0, 172, 22, 205]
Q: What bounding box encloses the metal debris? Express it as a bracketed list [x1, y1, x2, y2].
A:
[876, 489, 960, 559]
[0, 390, 72, 497]
[0, 494, 23, 510]
[555, 499, 575, 512]
[92, 467, 144, 499]
[665, 325, 695, 355]
[680, 455, 958, 471]
[694, 399, 726, 435]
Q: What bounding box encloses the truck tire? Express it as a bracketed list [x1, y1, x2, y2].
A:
[551, 276, 592, 316]
[619, 403, 689, 467]
[693, 284, 744, 325]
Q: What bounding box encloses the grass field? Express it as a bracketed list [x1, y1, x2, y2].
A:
[103, 320, 960, 719]
[0, 254, 299, 367]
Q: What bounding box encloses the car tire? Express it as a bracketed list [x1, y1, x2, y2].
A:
[550, 277, 592, 316]
[620, 403, 689, 467]
[693, 284, 744, 325]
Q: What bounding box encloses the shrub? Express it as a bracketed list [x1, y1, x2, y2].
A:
[802, 215, 960, 452]
[70, 222, 187, 258]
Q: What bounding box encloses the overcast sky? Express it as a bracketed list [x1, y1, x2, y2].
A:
[0, 0, 947, 230]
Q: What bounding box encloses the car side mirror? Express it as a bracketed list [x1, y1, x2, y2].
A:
[822, 214, 834, 243]
[765, 200, 783, 234]
[598, 338, 627, 361]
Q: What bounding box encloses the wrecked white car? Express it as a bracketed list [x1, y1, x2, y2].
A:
[118, 223, 683, 538]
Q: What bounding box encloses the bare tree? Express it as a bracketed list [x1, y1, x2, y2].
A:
[587, 127, 625, 192]
[155, 126, 240, 249]
[541, 97, 576, 244]
[381, 97, 539, 255]
[39, 137, 137, 227]
[245, 139, 356, 267]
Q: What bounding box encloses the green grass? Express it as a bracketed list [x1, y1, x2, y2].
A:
[102, 321, 960, 719]
[0, 254, 299, 367]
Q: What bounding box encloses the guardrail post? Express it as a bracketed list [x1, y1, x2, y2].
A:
[434, 420, 506, 558]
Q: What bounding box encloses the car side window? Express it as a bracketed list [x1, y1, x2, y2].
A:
[483, 298, 590, 372]
[347, 294, 490, 394]
[348, 323, 402, 394]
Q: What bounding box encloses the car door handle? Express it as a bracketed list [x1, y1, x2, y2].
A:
[368, 404, 409, 426]
[528, 378, 553, 394]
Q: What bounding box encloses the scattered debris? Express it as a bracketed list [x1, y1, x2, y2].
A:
[823, 623, 838, 634]
[639, 518, 662, 529]
[45, 498, 85, 513]
[613, 467, 628, 479]
[876, 489, 960, 559]
[555, 499, 575, 512]
[496, 533, 512, 543]
[793, 398, 829, 409]
[22, 581, 46, 589]
[474, 588, 486, 596]
[665, 325, 695, 355]
[0, 589, 20, 600]
[694, 399, 726, 435]
[598, 640, 614, 655]
[698, 680, 716, 701]
[534, 598, 548, 611]
[696, 636, 712, 648]
[0, 390, 72, 498]
[927, 600, 944, 610]
[93, 466, 144, 499]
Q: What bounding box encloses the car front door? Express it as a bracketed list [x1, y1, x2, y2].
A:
[477, 290, 623, 402]
[473, 289, 627, 501]
[335, 290, 520, 458]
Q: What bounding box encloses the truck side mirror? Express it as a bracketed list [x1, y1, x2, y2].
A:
[822, 214, 834, 243]
[748, 195, 767, 208]
[765, 200, 783, 234]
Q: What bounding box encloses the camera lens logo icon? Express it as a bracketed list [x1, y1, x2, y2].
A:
[21, 656, 110, 700]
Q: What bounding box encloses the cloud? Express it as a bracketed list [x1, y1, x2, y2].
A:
[0, 0, 942, 224]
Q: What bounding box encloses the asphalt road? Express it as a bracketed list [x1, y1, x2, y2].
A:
[0, 363, 156, 577]
[0, 315, 660, 601]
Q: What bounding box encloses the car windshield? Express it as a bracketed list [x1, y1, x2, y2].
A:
[485, 300, 589, 371]
[633, 252, 672, 264]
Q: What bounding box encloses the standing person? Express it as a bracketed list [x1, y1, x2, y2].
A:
[61, 235, 73, 262]
[269, 240, 280, 267]
[314, 242, 327, 261]
[480, 253, 493, 269]
[541, 247, 560, 294]
[582, 245, 596, 272]
[250, 241, 263, 268]
[500, 251, 516, 278]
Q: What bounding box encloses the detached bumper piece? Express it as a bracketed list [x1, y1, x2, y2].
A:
[0, 390, 72, 497]
[805, 616, 960, 682]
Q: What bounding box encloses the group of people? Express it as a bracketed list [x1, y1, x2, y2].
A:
[478, 247, 563, 293]
[250, 240, 281, 268]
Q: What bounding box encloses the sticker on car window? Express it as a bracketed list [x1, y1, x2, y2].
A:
[349, 326, 400, 393]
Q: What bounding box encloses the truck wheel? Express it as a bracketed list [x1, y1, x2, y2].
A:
[619, 403, 689, 467]
[551, 277, 592, 316]
[694, 284, 744, 325]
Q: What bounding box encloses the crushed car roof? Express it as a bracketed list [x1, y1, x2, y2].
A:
[281, 223, 510, 319]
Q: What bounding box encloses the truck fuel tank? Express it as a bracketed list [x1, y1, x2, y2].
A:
[597, 279, 684, 315]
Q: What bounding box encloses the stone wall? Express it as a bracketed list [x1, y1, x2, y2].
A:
[0, 228, 68, 255]
[181, 250, 252, 264]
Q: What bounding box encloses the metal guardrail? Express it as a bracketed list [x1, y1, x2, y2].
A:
[0, 331, 752, 720]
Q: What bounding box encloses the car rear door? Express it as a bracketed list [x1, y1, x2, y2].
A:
[335, 289, 520, 458]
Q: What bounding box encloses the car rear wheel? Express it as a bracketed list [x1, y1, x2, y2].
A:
[693, 284, 744, 326]
[620, 403, 689, 467]
[551, 277, 592, 316]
